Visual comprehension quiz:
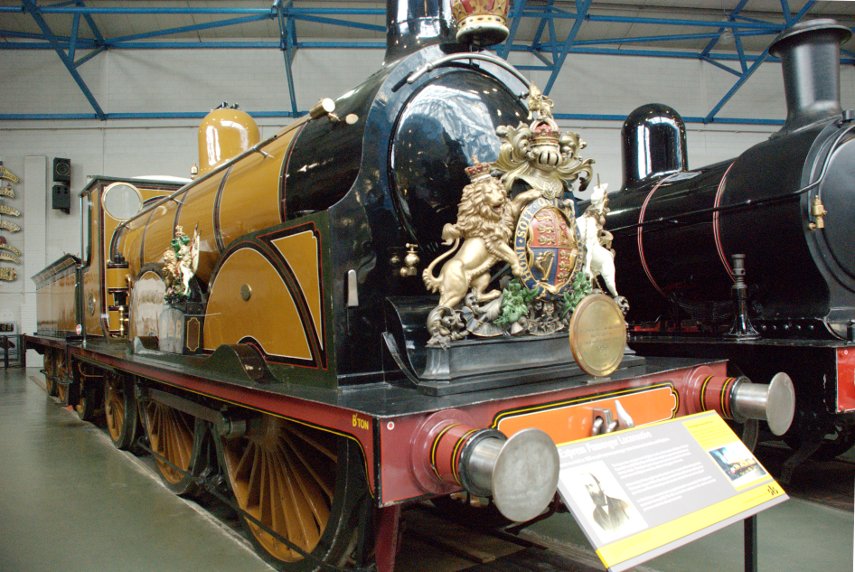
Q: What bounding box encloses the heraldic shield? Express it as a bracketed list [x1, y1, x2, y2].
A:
[514, 197, 583, 297]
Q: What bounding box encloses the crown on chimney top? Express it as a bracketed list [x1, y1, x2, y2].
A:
[451, 0, 510, 47]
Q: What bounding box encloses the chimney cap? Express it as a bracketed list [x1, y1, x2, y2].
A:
[770, 18, 851, 57]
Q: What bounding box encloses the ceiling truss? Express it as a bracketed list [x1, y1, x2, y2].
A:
[1, 0, 853, 124]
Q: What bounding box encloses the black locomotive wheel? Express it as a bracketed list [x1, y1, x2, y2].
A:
[43, 351, 58, 397]
[216, 415, 367, 571]
[141, 399, 205, 496]
[104, 375, 139, 450]
[814, 424, 855, 460]
[785, 422, 855, 461]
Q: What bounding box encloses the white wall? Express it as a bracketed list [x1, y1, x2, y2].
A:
[0, 45, 852, 341]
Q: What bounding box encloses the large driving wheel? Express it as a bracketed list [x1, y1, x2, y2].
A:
[217, 415, 367, 571]
[104, 374, 139, 450]
[140, 397, 205, 496]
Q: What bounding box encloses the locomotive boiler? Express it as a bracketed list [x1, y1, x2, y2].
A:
[25, 1, 796, 570]
[606, 19, 854, 479]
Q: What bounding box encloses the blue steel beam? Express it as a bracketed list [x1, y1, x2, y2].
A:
[21, 0, 105, 119]
[76, 1, 105, 46]
[497, 0, 526, 59]
[107, 14, 272, 44]
[276, 0, 299, 116]
[701, 0, 749, 57]
[704, 1, 815, 123]
[2, 1, 852, 124]
[68, 11, 80, 60]
[543, 0, 591, 94]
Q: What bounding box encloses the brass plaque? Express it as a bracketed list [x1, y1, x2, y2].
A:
[568, 294, 627, 377]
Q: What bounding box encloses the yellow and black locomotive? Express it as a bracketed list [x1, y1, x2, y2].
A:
[25, 1, 795, 569]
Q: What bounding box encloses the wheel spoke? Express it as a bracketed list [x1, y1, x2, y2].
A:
[281, 435, 334, 500]
[220, 416, 350, 564]
[144, 401, 195, 486]
[290, 425, 337, 461]
[282, 440, 329, 532]
[281, 445, 321, 551]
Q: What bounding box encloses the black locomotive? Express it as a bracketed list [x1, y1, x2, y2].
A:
[606, 19, 854, 480]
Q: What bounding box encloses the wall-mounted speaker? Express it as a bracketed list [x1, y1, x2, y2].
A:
[52, 183, 70, 214]
[53, 157, 71, 183]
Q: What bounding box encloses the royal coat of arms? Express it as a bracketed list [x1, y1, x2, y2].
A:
[422, 84, 625, 348]
[514, 198, 581, 297]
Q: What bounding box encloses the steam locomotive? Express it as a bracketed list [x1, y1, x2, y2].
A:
[607, 19, 854, 481]
[25, 1, 794, 569]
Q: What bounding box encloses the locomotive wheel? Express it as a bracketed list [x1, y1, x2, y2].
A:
[141, 398, 205, 496]
[728, 419, 760, 451]
[55, 351, 69, 404]
[43, 352, 58, 397]
[814, 424, 855, 460]
[75, 379, 100, 422]
[785, 423, 855, 461]
[216, 415, 367, 571]
[104, 375, 140, 450]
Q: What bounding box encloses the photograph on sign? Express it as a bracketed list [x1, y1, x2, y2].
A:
[708, 441, 768, 488]
[559, 460, 647, 544]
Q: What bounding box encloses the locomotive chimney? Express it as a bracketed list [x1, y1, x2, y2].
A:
[385, 0, 456, 64]
[769, 19, 851, 135]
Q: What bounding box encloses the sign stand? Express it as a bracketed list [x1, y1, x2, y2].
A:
[555, 411, 786, 572]
[744, 515, 757, 572]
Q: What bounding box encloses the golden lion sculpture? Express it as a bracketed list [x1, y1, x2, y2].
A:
[422, 172, 540, 345]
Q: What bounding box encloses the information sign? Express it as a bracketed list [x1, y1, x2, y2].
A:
[556, 411, 787, 572]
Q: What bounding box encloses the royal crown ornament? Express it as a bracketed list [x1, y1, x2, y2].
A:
[464, 160, 493, 183]
[451, 0, 510, 47]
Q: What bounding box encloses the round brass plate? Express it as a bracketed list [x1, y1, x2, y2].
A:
[568, 294, 627, 377]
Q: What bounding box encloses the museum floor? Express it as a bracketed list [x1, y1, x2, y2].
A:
[1, 366, 852, 572]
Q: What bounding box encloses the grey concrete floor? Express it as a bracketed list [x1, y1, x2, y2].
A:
[1, 366, 853, 571]
[0, 367, 273, 572]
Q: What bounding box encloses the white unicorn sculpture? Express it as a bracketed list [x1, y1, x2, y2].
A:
[578, 183, 627, 311]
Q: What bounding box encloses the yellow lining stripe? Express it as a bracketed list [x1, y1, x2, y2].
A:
[720, 377, 735, 419]
[699, 375, 714, 412]
[491, 383, 676, 427]
[450, 429, 478, 485]
[430, 424, 459, 479]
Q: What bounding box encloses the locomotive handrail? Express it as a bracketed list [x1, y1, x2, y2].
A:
[406, 52, 531, 90]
